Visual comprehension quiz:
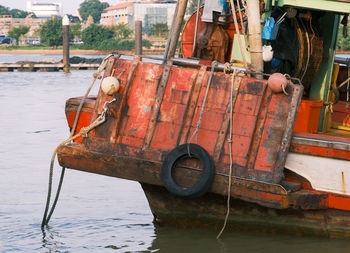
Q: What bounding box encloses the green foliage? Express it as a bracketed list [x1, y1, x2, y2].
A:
[78, 0, 109, 23]
[150, 23, 168, 37]
[337, 24, 350, 50]
[67, 15, 80, 23]
[7, 26, 29, 45]
[81, 24, 114, 45]
[0, 5, 30, 18]
[111, 23, 133, 39]
[40, 17, 62, 47]
[70, 23, 82, 39]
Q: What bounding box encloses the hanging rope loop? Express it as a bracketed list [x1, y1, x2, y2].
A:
[41, 54, 115, 228]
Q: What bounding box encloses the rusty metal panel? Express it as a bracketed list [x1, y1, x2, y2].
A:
[85, 57, 303, 184]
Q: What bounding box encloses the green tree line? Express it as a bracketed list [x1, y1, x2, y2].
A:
[0, 5, 34, 18]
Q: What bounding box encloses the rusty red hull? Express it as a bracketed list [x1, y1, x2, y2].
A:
[141, 183, 350, 238]
[57, 56, 350, 237]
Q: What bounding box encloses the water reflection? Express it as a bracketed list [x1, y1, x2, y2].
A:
[148, 225, 350, 253]
[41, 226, 65, 252]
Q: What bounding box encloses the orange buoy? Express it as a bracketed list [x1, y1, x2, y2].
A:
[267, 73, 288, 93]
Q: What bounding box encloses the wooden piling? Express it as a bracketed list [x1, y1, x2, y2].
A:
[135, 20, 142, 55]
[62, 15, 70, 73]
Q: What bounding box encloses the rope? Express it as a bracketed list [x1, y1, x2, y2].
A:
[235, 0, 245, 34]
[217, 69, 237, 239]
[188, 61, 218, 156]
[300, 19, 310, 81]
[338, 76, 350, 90]
[41, 54, 114, 227]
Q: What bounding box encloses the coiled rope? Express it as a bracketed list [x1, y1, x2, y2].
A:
[41, 54, 114, 227]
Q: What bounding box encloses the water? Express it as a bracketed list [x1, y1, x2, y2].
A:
[1, 55, 350, 252]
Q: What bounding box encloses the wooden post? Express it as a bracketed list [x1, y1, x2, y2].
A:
[62, 15, 70, 73]
[166, 0, 188, 59]
[135, 20, 142, 55]
[246, 0, 263, 78]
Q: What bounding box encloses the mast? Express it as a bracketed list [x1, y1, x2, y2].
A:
[246, 0, 263, 77]
[166, 0, 189, 59]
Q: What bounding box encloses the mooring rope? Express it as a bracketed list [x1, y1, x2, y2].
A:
[41, 54, 114, 227]
[217, 69, 237, 239]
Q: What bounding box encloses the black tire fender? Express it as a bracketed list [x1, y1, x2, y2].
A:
[161, 143, 215, 198]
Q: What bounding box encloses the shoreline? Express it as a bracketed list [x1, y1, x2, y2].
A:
[0, 48, 165, 55]
[0, 48, 348, 56]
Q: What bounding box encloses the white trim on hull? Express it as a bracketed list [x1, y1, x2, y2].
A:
[285, 153, 350, 195]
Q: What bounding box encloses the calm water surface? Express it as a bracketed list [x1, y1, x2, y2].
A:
[1, 54, 350, 252]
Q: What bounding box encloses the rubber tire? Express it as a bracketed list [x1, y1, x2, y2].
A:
[161, 143, 215, 198]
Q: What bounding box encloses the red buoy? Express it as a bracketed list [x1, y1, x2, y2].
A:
[267, 73, 288, 93]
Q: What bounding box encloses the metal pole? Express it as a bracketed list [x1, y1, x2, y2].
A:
[191, 0, 201, 57]
[246, 0, 263, 78]
[167, 0, 189, 59]
[62, 15, 70, 73]
[135, 20, 142, 55]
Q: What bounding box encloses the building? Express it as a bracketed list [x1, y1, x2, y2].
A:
[0, 15, 47, 42]
[26, 1, 62, 18]
[100, 1, 177, 33]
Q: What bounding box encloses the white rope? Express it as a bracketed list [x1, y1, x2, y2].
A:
[217, 69, 237, 239]
[70, 54, 113, 138]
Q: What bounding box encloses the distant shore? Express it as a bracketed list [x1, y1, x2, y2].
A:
[0, 48, 347, 57]
[0, 48, 165, 55]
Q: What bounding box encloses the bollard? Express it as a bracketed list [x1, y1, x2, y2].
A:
[62, 15, 70, 73]
[135, 20, 142, 55]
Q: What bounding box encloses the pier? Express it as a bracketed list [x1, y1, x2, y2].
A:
[0, 62, 100, 72]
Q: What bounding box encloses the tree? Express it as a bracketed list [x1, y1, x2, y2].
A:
[78, 0, 109, 23]
[0, 5, 31, 18]
[337, 21, 350, 50]
[150, 23, 169, 37]
[68, 14, 80, 23]
[70, 23, 82, 39]
[112, 23, 133, 39]
[0, 5, 9, 15]
[8, 26, 29, 45]
[81, 23, 114, 45]
[40, 17, 62, 47]
[9, 8, 30, 18]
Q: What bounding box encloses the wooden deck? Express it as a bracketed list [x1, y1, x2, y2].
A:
[0, 62, 100, 72]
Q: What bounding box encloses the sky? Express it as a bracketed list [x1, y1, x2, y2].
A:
[0, 0, 117, 15]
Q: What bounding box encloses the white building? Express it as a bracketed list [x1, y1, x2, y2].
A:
[101, 1, 177, 33]
[26, 1, 62, 18]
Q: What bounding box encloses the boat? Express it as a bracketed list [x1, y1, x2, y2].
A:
[52, 0, 350, 237]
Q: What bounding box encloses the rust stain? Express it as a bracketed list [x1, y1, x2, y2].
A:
[342, 171, 346, 194]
